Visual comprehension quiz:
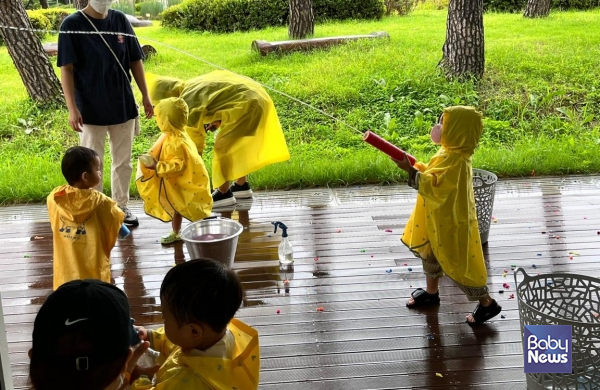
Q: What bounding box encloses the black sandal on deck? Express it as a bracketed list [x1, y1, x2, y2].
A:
[468, 299, 502, 324]
[406, 288, 441, 308]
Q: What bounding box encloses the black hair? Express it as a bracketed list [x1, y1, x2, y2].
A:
[160, 258, 243, 332]
[29, 332, 127, 390]
[61, 146, 99, 186]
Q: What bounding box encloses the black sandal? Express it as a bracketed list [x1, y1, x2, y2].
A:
[406, 288, 441, 308]
[467, 299, 502, 324]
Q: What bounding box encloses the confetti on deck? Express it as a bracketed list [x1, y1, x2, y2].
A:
[509, 294, 515, 299]
[569, 256, 573, 260]
[24, 255, 30, 258]
[314, 257, 319, 261]
[34, 236, 43, 240]
[537, 253, 542, 256]
[316, 307, 324, 312]
[276, 309, 280, 314]
[360, 249, 366, 253]
[386, 269, 393, 273]
[427, 334, 435, 340]
[532, 264, 537, 269]
[593, 312, 599, 319]
[403, 263, 408, 266]
[436, 373, 443, 378]
[503, 283, 510, 289]
[336, 229, 341, 233]
[501, 315, 506, 319]
[385, 229, 393, 233]
[502, 272, 507, 277]
[408, 267, 413, 271]
[569, 251, 580, 256]
[499, 290, 504, 294]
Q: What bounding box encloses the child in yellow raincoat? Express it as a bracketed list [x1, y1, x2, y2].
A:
[393, 106, 502, 324]
[131, 259, 260, 390]
[136, 97, 213, 244]
[47, 146, 125, 290]
[146, 70, 290, 208]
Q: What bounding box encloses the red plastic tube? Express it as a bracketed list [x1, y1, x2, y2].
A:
[363, 130, 416, 166]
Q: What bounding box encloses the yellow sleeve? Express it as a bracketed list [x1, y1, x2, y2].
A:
[149, 327, 178, 358]
[129, 376, 153, 390]
[417, 165, 461, 211]
[156, 142, 186, 177]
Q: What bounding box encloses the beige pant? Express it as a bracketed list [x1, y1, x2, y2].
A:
[79, 119, 135, 208]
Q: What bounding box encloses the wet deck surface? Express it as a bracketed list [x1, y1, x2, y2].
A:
[1, 175, 600, 389]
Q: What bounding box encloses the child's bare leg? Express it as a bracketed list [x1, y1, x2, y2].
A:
[172, 213, 182, 235]
[234, 176, 247, 186]
[407, 275, 440, 306]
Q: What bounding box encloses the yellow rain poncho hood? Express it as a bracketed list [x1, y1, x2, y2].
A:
[131, 319, 260, 390]
[147, 70, 290, 188]
[401, 106, 487, 288]
[47, 186, 124, 290]
[136, 97, 212, 222]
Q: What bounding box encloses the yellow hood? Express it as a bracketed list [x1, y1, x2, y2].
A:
[155, 97, 188, 136]
[440, 106, 483, 154]
[49, 185, 108, 224]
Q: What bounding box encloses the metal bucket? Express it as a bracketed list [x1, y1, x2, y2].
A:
[180, 218, 243, 268]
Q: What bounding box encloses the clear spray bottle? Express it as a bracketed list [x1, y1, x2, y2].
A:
[272, 222, 293, 265]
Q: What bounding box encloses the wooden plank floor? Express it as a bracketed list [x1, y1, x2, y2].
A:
[1, 175, 600, 389]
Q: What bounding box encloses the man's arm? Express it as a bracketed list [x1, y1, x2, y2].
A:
[130, 59, 154, 119]
[60, 64, 83, 132]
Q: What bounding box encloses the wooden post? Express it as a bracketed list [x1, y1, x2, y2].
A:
[252, 31, 390, 56]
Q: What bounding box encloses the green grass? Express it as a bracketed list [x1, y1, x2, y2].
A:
[1, 9, 600, 204]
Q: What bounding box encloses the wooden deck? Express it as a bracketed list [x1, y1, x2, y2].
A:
[1, 175, 600, 389]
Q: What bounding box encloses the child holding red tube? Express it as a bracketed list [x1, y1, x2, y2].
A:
[392, 106, 501, 324]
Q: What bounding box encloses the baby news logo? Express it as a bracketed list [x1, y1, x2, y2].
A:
[524, 325, 572, 373]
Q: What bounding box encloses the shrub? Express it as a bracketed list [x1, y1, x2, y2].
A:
[161, 0, 384, 32]
[26, 10, 51, 41]
[39, 9, 71, 31]
[484, 0, 600, 12]
[384, 0, 416, 15]
[140, 0, 165, 17]
[113, 0, 136, 15]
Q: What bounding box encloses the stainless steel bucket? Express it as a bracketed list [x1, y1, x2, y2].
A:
[180, 218, 243, 268]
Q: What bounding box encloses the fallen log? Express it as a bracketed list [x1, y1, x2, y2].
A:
[252, 31, 390, 56]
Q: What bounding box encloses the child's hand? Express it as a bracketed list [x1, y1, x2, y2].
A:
[135, 326, 150, 341]
[391, 153, 413, 172]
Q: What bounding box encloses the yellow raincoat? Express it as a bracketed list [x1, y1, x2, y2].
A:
[47, 186, 124, 290]
[401, 106, 487, 288]
[147, 71, 290, 188]
[136, 97, 212, 222]
[131, 319, 260, 390]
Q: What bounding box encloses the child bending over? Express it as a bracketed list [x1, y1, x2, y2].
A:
[131, 259, 260, 389]
[393, 106, 502, 324]
[136, 97, 212, 244]
[47, 146, 124, 290]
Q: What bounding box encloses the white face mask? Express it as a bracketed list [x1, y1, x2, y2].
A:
[90, 0, 113, 15]
[430, 123, 442, 145]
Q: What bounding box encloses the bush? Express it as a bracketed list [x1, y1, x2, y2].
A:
[162, 0, 384, 32]
[484, 0, 600, 12]
[26, 10, 51, 41]
[39, 9, 70, 31]
[113, 0, 136, 15]
[140, 0, 165, 17]
[384, 0, 416, 15]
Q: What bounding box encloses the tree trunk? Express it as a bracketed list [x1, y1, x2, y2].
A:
[289, 0, 314, 40]
[0, 0, 64, 105]
[523, 0, 551, 18]
[39, 0, 49, 9]
[440, 0, 485, 80]
[75, 0, 89, 10]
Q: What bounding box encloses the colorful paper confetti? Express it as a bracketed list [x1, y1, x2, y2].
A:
[276, 309, 280, 314]
[427, 334, 435, 340]
[385, 229, 393, 233]
[314, 257, 319, 261]
[385, 269, 393, 273]
[408, 268, 413, 271]
[509, 294, 515, 299]
[316, 307, 324, 312]
[361, 249, 366, 253]
[501, 315, 506, 319]
[532, 264, 537, 269]
[436, 373, 443, 378]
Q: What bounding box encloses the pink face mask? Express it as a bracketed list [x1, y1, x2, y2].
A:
[430, 124, 442, 144]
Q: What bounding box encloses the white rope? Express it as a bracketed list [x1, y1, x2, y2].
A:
[0, 24, 365, 135]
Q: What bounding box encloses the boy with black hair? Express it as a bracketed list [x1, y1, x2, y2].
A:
[131, 258, 260, 390]
[47, 146, 124, 290]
